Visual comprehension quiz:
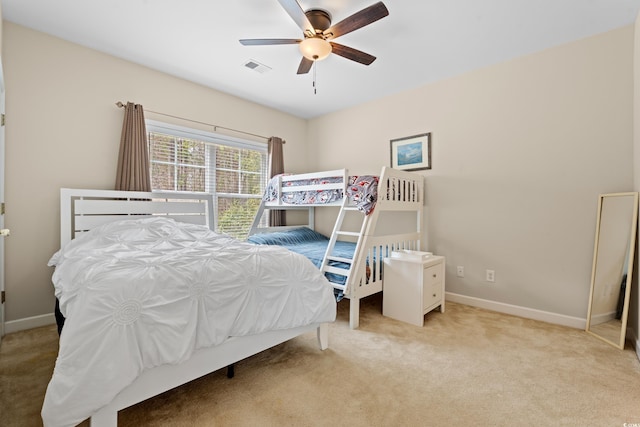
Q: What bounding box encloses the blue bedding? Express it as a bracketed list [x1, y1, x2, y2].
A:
[247, 227, 356, 298]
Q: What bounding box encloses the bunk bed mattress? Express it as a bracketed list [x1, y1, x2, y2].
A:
[247, 227, 359, 298]
[42, 217, 336, 427]
[264, 175, 379, 215]
[247, 227, 355, 269]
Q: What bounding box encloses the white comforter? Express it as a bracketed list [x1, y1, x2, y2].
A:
[41, 217, 336, 427]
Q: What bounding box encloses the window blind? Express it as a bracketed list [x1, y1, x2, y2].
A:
[146, 121, 268, 239]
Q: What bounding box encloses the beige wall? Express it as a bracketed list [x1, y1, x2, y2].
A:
[308, 26, 635, 321]
[0, 2, 3, 54]
[2, 22, 309, 323]
[0, 5, 3, 56]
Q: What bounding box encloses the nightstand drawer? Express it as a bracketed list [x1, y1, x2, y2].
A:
[424, 264, 443, 287]
[423, 282, 442, 310]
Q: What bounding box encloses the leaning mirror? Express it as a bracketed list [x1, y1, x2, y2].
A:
[586, 192, 638, 349]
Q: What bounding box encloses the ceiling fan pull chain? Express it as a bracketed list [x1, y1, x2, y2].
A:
[313, 60, 317, 95]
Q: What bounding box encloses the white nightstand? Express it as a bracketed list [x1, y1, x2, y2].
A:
[382, 253, 445, 327]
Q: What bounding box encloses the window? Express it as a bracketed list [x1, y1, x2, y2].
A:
[146, 121, 268, 240]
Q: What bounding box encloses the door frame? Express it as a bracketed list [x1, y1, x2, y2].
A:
[0, 59, 6, 344]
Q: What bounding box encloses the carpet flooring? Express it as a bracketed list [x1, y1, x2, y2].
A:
[2, 296, 640, 426]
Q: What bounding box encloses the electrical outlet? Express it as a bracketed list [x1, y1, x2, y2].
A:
[486, 269, 495, 282]
[456, 266, 464, 277]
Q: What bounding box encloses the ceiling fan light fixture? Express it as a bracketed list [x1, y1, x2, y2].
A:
[299, 37, 332, 61]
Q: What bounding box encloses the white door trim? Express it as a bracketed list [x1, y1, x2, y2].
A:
[0, 59, 6, 343]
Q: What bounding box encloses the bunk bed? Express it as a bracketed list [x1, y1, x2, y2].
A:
[42, 188, 336, 427]
[248, 166, 424, 329]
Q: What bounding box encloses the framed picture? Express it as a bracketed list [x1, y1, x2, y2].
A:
[390, 133, 431, 171]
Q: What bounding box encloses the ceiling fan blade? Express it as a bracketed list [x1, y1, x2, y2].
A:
[323, 2, 389, 40]
[330, 42, 376, 65]
[278, 0, 315, 36]
[297, 57, 313, 74]
[240, 38, 301, 46]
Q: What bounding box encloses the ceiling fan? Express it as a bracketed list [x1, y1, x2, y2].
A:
[240, 0, 389, 75]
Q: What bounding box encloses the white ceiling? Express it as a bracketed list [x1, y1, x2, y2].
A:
[3, 0, 640, 119]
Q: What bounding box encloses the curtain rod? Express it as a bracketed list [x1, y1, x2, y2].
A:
[115, 101, 275, 142]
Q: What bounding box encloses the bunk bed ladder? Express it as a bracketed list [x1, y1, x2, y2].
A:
[321, 198, 361, 291]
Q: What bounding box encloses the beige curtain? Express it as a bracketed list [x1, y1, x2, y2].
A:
[268, 136, 286, 226]
[115, 102, 151, 191]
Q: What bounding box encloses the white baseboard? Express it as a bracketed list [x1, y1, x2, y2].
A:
[4, 313, 56, 334]
[445, 292, 586, 329]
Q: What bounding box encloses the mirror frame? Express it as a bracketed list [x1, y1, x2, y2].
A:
[585, 192, 638, 349]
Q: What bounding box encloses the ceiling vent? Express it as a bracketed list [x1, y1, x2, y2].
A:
[243, 59, 271, 74]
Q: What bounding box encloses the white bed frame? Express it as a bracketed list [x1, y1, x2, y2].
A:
[58, 188, 329, 427]
[249, 166, 424, 329]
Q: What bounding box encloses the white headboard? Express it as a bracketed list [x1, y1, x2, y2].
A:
[60, 188, 215, 246]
